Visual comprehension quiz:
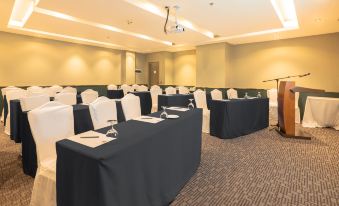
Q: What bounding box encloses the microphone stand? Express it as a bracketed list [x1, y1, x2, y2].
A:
[262, 73, 310, 130]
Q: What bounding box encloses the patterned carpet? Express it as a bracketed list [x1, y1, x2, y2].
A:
[0, 124, 338, 206]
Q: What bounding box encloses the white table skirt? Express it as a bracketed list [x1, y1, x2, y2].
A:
[302, 97, 339, 130]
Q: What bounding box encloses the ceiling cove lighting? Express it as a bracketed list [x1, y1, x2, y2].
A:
[270, 0, 299, 29]
[123, 0, 214, 38]
[8, 0, 40, 27]
[8, 26, 140, 52]
[34, 7, 173, 46]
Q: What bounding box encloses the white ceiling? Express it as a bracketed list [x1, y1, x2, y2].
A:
[0, 0, 338, 53]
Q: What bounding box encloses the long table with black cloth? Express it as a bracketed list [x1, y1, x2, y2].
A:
[158, 94, 194, 111]
[56, 109, 202, 206]
[129, 91, 152, 115]
[107, 89, 124, 99]
[10, 100, 125, 176]
[210, 98, 269, 139]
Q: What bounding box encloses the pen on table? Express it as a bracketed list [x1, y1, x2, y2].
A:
[80, 136, 99, 139]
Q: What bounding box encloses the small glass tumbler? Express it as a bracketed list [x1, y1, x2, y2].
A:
[106, 119, 118, 138]
[257, 92, 262, 98]
[160, 106, 168, 119]
[188, 99, 195, 110]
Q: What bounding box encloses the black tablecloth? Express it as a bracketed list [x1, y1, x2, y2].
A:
[107, 89, 124, 99]
[76, 94, 82, 104]
[158, 94, 194, 111]
[130, 91, 152, 115]
[56, 109, 202, 206]
[210, 98, 269, 139]
[10, 100, 22, 142]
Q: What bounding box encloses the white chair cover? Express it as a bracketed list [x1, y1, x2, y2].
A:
[194, 90, 210, 133]
[20, 94, 50, 112]
[189, 87, 196, 92]
[54, 93, 76, 105]
[4, 89, 27, 135]
[150, 85, 161, 91]
[131, 84, 139, 91]
[165, 86, 176, 95]
[121, 84, 132, 95]
[178, 86, 190, 94]
[227, 88, 238, 99]
[28, 101, 74, 206]
[60, 86, 77, 94]
[150, 87, 163, 112]
[107, 84, 118, 90]
[50, 85, 63, 93]
[27, 86, 44, 93]
[267, 88, 278, 107]
[81, 89, 99, 104]
[1, 86, 20, 122]
[121, 94, 141, 121]
[89, 96, 117, 130]
[211, 89, 222, 100]
[137, 85, 148, 92]
[42, 87, 57, 98]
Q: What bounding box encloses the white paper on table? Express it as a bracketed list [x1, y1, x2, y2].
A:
[67, 130, 115, 148]
[133, 116, 164, 124]
[167, 107, 189, 112]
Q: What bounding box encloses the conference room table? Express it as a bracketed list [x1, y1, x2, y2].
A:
[210, 98, 269, 139]
[158, 94, 194, 111]
[107, 89, 124, 99]
[56, 109, 202, 206]
[10, 100, 125, 176]
[302, 96, 339, 130]
[129, 91, 152, 115]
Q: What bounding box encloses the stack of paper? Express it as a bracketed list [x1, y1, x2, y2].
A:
[133, 116, 164, 124]
[167, 107, 189, 112]
[68, 130, 115, 148]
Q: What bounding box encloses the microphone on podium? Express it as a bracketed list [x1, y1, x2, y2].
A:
[298, 73, 311, 78]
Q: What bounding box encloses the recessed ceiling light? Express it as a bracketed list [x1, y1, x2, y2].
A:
[209, 2, 214, 6]
[314, 18, 322, 23]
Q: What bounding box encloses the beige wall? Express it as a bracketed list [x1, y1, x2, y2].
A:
[231, 33, 339, 91]
[125, 52, 135, 85]
[0, 31, 124, 86]
[145, 51, 174, 85]
[173, 50, 196, 86]
[135, 53, 147, 84]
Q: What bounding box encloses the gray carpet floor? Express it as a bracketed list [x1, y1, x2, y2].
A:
[0, 124, 338, 206]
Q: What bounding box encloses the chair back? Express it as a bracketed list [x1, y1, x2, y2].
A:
[267, 88, 278, 106]
[81, 89, 99, 104]
[1, 86, 19, 97]
[150, 85, 161, 91]
[121, 84, 132, 95]
[137, 85, 148, 92]
[61, 86, 77, 94]
[121, 94, 141, 121]
[50, 85, 63, 93]
[107, 84, 118, 90]
[178, 86, 189, 94]
[89, 97, 117, 129]
[42, 87, 57, 98]
[211, 89, 222, 100]
[20, 94, 50, 112]
[28, 102, 74, 166]
[227, 88, 238, 99]
[55, 93, 77, 105]
[150, 87, 163, 107]
[131, 84, 139, 91]
[27, 86, 44, 93]
[165, 86, 176, 95]
[189, 87, 196, 92]
[194, 90, 208, 109]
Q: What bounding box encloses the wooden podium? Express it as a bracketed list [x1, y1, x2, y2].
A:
[277, 81, 324, 139]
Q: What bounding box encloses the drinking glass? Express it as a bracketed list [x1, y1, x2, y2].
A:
[244, 92, 249, 99]
[188, 99, 195, 110]
[160, 106, 168, 119]
[106, 120, 118, 138]
[257, 92, 262, 98]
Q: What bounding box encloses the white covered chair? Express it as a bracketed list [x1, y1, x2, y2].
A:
[42, 87, 57, 98]
[50, 85, 63, 93]
[4, 89, 27, 135]
[20, 94, 50, 112]
[54, 93, 76, 106]
[227, 88, 238, 99]
[81, 89, 99, 104]
[211, 89, 223, 100]
[121, 84, 132, 95]
[107, 84, 118, 90]
[150, 86, 163, 112]
[194, 90, 210, 133]
[178, 86, 190, 94]
[27, 86, 44, 93]
[131, 84, 139, 91]
[28, 101, 74, 206]
[121, 94, 141, 121]
[1, 86, 20, 122]
[60, 86, 77, 94]
[89, 96, 117, 130]
[137, 85, 148, 92]
[165, 86, 176, 95]
[189, 87, 196, 92]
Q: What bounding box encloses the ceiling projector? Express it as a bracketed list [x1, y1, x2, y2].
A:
[164, 6, 185, 34]
[168, 23, 185, 33]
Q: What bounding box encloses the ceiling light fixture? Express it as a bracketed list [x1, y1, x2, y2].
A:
[270, 0, 299, 29]
[34, 7, 173, 46]
[8, 0, 40, 28]
[123, 0, 214, 38]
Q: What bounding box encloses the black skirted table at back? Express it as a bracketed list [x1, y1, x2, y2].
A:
[56, 109, 202, 206]
[107, 89, 124, 99]
[210, 98, 269, 139]
[158, 94, 194, 111]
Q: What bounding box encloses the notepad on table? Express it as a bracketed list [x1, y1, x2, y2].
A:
[167, 107, 189, 112]
[68, 130, 115, 148]
[133, 116, 164, 124]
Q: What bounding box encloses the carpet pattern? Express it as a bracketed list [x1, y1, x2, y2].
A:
[0, 124, 338, 206]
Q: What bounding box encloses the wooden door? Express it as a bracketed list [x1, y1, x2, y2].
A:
[149, 62, 159, 86]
